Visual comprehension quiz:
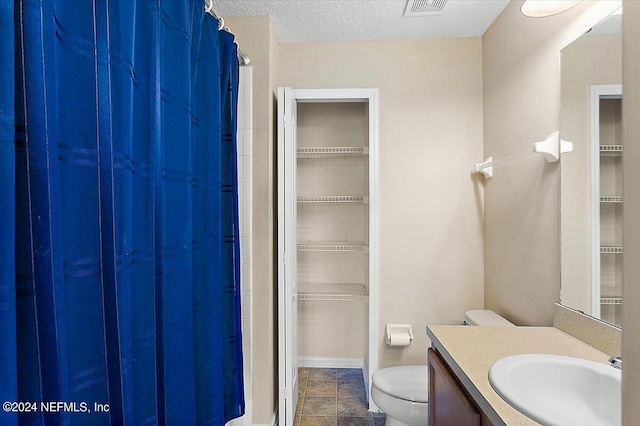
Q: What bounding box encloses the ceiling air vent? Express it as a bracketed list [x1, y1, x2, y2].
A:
[404, 0, 448, 17]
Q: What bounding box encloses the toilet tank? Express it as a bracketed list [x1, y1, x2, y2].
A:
[464, 310, 515, 327]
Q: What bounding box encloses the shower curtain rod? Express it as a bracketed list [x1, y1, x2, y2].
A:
[205, 0, 251, 66]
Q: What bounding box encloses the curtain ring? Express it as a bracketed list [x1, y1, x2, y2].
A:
[205, 0, 213, 13]
[218, 16, 225, 31]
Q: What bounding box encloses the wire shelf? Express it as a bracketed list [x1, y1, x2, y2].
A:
[297, 147, 368, 159]
[600, 145, 623, 156]
[297, 195, 368, 204]
[298, 283, 368, 301]
[601, 297, 622, 305]
[600, 196, 623, 203]
[297, 241, 368, 252]
[601, 246, 623, 254]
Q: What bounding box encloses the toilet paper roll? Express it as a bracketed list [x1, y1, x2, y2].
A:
[387, 333, 411, 347]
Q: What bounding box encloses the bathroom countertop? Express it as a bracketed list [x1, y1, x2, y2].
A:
[425, 325, 611, 426]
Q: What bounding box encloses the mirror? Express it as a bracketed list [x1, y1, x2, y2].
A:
[560, 9, 622, 326]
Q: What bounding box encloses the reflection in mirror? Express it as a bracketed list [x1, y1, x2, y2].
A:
[560, 8, 622, 326]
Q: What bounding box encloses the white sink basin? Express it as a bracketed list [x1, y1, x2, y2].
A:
[489, 354, 621, 426]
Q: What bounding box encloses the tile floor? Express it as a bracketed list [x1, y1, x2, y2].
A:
[295, 367, 386, 426]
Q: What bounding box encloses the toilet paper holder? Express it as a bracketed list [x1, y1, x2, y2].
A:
[385, 324, 414, 346]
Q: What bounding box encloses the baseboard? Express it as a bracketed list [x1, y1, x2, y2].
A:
[298, 357, 364, 369]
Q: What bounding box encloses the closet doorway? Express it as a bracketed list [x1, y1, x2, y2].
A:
[277, 88, 379, 426]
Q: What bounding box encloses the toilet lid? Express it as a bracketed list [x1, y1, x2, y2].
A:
[372, 365, 428, 403]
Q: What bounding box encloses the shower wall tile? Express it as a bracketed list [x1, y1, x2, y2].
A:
[243, 132, 252, 156]
[238, 111, 245, 136]
[243, 77, 251, 105]
[242, 183, 252, 207]
[238, 160, 245, 186]
[237, 66, 253, 410]
[243, 318, 252, 342]
[242, 263, 251, 280]
[244, 345, 252, 374]
[243, 156, 252, 182]
[243, 346, 253, 376]
[240, 209, 251, 238]
[244, 374, 252, 392]
[243, 291, 252, 320]
[238, 189, 245, 213]
[242, 345, 252, 376]
[241, 237, 252, 261]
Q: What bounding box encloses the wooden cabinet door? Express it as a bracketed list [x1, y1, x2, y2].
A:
[428, 348, 481, 426]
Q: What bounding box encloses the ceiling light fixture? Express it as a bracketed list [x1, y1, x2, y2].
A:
[521, 0, 582, 18]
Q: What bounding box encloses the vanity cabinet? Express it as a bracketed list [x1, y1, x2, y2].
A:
[428, 348, 490, 426]
[427, 325, 613, 425]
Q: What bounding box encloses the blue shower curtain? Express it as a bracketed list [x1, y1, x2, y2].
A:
[1, 1, 244, 424]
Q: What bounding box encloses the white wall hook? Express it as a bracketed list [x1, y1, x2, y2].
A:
[561, 139, 573, 155]
[533, 131, 574, 162]
[533, 131, 560, 162]
[475, 156, 493, 179]
[533, 131, 575, 162]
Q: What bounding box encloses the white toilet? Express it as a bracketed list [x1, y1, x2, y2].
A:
[371, 310, 515, 426]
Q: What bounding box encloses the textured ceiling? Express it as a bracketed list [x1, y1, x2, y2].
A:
[214, 0, 510, 43]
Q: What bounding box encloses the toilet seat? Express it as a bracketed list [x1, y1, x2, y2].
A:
[372, 365, 428, 403]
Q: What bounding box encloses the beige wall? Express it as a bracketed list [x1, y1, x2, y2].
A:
[622, 1, 640, 423]
[278, 38, 485, 368]
[482, 0, 620, 326]
[560, 35, 622, 314]
[225, 16, 279, 425]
